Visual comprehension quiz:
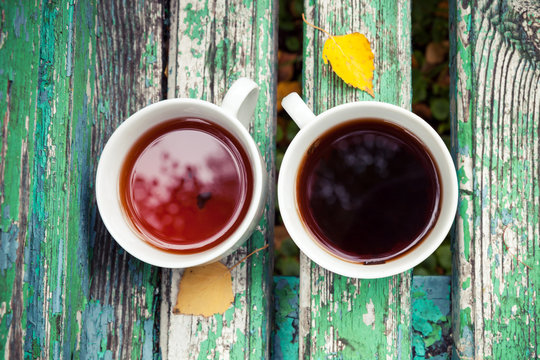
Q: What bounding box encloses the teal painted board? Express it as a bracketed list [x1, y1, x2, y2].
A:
[0, 0, 163, 358]
[300, 0, 412, 358]
[450, 0, 540, 359]
[0, 1, 42, 358]
[412, 276, 451, 360]
[270, 276, 451, 360]
[272, 276, 299, 360]
[159, 1, 277, 359]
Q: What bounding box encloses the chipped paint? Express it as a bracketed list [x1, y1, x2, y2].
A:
[412, 277, 451, 360]
[1, 0, 163, 358]
[271, 276, 299, 360]
[162, 1, 276, 359]
[300, 1, 412, 358]
[362, 299, 375, 329]
[450, 0, 540, 358]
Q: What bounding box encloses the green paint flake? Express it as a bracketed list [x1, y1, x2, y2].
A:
[460, 307, 472, 332]
[188, 88, 198, 99]
[190, 48, 203, 58]
[183, 3, 209, 45]
[457, 166, 469, 185]
[459, 198, 471, 260]
[461, 278, 471, 290]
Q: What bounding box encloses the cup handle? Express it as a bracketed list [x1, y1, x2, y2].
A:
[221, 77, 260, 129]
[281, 92, 316, 129]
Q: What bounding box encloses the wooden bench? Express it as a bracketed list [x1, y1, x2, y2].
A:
[0, 0, 538, 359]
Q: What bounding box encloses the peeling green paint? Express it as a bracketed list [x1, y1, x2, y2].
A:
[1, 1, 162, 358]
[412, 277, 451, 360]
[301, 1, 412, 358]
[451, 0, 539, 358]
[182, 3, 209, 45]
[272, 277, 299, 360]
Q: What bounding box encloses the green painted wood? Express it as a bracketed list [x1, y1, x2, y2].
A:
[450, 0, 540, 358]
[412, 276, 451, 360]
[159, 1, 277, 359]
[0, 0, 163, 358]
[272, 276, 299, 360]
[269, 276, 451, 360]
[300, 1, 412, 358]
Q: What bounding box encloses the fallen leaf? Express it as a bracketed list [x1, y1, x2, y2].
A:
[322, 33, 375, 96]
[303, 14, 375, 97]
[277, 81, 301, 112]
[174, 244, 269, 317]
[174, 262, 233, 317]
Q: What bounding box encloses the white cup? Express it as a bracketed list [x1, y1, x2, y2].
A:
[96, 78, 267, 268]
[278, 93, 458, 278]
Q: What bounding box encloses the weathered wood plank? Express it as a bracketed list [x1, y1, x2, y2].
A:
[88, 1, 163, 359]
[300, 0, 412, 358]
[269, 276, 451, 360]
[450, 0, 540, 358]
[272, 276, 299, 360]
[160, 1, 277, 359]
[0, 0, 163, 358]
[0, 1, 42, 358]
[412, 276, 451, 360]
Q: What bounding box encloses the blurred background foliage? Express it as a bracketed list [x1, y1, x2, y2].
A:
[274, 0, 451, 276]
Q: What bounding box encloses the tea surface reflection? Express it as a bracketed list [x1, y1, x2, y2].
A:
[120, 118, 252, 252]
[297, 119, 440, 263]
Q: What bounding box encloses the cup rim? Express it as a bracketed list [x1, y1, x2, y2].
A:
[277, 101, 458, 278]
[96, 98, 267, 268]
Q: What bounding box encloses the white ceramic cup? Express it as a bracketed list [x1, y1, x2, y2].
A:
[279, 93, 458, 278]
[96, 78, 267, 268]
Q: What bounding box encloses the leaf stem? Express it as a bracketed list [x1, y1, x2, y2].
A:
[302, 13, 346, 58]
[229, 244, 269, 271]
[302, 13, 332, 38]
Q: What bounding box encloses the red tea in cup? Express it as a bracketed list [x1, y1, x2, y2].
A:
[119, 117, 253, 253]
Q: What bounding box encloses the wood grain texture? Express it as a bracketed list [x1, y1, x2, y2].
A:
[450, 0, 540, 358]
[0, 0, 163, 358]
[300, 0, 412, 358]
[268, 276, 452, 360]
[160, 1, 277, 359]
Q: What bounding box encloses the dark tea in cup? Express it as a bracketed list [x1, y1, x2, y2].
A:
[296, 118, 441, 264]
[119, 117, 253, 253]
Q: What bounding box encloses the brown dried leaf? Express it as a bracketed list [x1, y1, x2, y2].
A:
[174, 262, 233, 317]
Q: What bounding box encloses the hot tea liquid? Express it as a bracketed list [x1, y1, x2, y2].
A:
[120, 118, 252, 253]
[297, 119, 440, 263]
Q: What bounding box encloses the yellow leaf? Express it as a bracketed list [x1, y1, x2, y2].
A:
[322, 33, 375, 96]
[174, 262, 233, 317]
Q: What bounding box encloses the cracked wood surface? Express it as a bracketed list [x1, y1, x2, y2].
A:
[299, 1, 413, 358]
[0, 0, 276, 359]
[450, 0, 540, 358]
[0, 0, 163, 358]
[159, 1, 277, 359]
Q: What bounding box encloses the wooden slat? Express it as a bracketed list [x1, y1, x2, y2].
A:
[0, 0, 163, 358]
[272, 276, 300, 360]
[270, 276, 451, 360]
[450, 0, 540, 358]
[412, 276, 451, 359]
[300, 1, 412, 358]
[160, 1, 277, 359]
